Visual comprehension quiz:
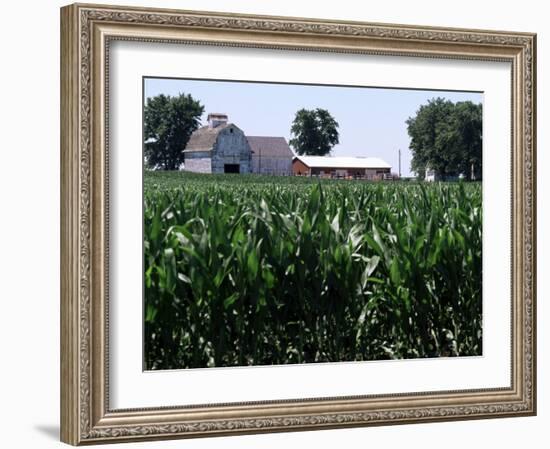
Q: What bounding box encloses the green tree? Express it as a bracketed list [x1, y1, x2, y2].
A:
[451, 101, 483, 180]
[289, 108, 339, 156]
[144, 93, 204, 170]
[406, 98, 482, 180]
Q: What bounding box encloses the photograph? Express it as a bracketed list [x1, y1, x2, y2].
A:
[142, 78, 483, 371]
[57, 3, 536, 444]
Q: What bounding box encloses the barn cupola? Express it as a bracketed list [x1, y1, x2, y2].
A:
[207, 113, 228, 128]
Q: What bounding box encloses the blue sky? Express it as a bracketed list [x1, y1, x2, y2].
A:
[144, 78, 482, 177]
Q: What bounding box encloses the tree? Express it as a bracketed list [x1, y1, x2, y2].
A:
[406, 98, 482, 180]
[144, 93, 204, 170]
[289, 108, 339, 156]
[450, 101, 483, 180]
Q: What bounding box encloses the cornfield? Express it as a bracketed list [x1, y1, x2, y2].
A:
[144, 171, 482, 370]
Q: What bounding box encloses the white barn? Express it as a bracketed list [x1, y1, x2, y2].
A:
[183, 113, 294, 175]
[247, 136, 294, 176]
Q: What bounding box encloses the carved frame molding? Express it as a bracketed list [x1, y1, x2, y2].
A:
[61, 3, 536, 445]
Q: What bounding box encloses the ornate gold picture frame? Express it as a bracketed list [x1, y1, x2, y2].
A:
[60, 3, 536, 445]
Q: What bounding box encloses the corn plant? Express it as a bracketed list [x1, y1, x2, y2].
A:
[144, 172, 482, 370]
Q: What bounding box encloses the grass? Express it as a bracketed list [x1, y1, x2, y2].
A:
[144, 171, 482, 370]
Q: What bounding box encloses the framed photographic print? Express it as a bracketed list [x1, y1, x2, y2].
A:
[60, 3, 537, 445]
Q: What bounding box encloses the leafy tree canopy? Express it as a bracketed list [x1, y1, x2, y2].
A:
[406, 98, 482, 180]
[144, 93, 204, 170]
[289, 108, 339, 156]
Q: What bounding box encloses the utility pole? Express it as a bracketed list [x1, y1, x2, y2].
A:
[398, 149, 401, 178]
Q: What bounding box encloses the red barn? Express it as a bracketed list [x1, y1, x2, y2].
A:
[293, 156, 392, 179]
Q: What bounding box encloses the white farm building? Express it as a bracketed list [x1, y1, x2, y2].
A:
[183, 113, 294, 175]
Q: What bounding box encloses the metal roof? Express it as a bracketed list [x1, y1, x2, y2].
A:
[246, 136, 294, 159]
[294, 155, 391, 169]
[184, 123, 236, 152]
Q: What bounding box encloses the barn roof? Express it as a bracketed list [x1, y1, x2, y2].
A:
[247, 136, 294, 159]
[183, 123, 238, 152]
[294, 155, 391, 169]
